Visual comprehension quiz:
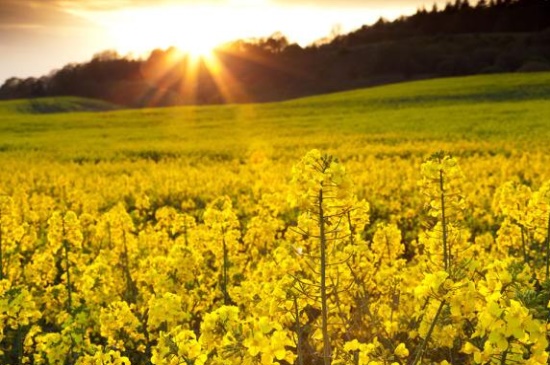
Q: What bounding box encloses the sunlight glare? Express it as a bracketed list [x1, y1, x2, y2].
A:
[99, 5, 228, 58]
[71, 2, 421, 58]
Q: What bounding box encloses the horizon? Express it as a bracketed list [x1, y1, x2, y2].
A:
[0, 0, 451, 84]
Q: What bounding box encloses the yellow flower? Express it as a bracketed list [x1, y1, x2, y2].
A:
[394, 343, 409, 358]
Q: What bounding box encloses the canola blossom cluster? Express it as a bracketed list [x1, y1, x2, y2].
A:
[1, 147, 550, 365]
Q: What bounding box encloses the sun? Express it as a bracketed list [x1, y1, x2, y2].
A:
[90, 4, 252, 104]
[175, 34, 219, 60]
[101, 5, 226, 59]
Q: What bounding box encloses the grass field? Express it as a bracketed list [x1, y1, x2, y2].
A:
[1, 72, 549, 162]
[2, 72, 550, 365]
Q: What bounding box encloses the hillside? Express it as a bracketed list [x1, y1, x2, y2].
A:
[0, 97, 119, 115]
[1, 72, 549, 162]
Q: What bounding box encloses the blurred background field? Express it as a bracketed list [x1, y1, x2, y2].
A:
[1, 71, 549, 241]
[1, 72, 549, 163]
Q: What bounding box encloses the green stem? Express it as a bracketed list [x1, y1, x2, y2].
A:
[122, 230, 137, 303]
[222, 233, 229, 305]
[439, 169, 449, 271]
[346, 211, 355, 246]
[318, 188, 331, 365]
[16, 325, 23, 365]
[410, 300, 445, 365]
[62, 221, 73, 315]
[62, 220, 75, 363]
[545, 211, 550, 281]
[0, 210, 3, 281]
[500, 348, 508, 365]
[294, 296, 304, 365]
[63, 238, 72, 313]
[183, 221, 189, 247]
[520, 225, 529, 266]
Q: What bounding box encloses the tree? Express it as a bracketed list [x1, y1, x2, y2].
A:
[476, 0, 488, 8]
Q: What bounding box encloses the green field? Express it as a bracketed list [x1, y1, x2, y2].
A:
[1, 72, 549, 162]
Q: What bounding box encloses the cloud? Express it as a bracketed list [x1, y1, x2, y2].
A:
[0, 0, 90, 28]
[0, 1, 47, 26]
[271, 0, 448, 9]
[29, 0, 224, 12]
[0, 0, 444, 22]
[0, 0, 169, 27]
[0, 0, 114, 83]
[272, 0, 386, 6]
[0, 0, 106, 49]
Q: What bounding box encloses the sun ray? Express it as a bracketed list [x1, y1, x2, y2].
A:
[179, 54, 201, 105]
[134, 48, 186, 107]
[67, 1, 411, 107]
[201, 52, 251, 104]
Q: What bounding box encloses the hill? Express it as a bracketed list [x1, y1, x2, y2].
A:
[0, 97, 119, 115]
[0, 72, 549, 161]
[1, 0, 549, 107]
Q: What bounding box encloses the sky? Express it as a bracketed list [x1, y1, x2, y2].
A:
[0, 0, 450, 84]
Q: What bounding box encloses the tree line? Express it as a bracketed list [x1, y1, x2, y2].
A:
[1, 0, 549, 107]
